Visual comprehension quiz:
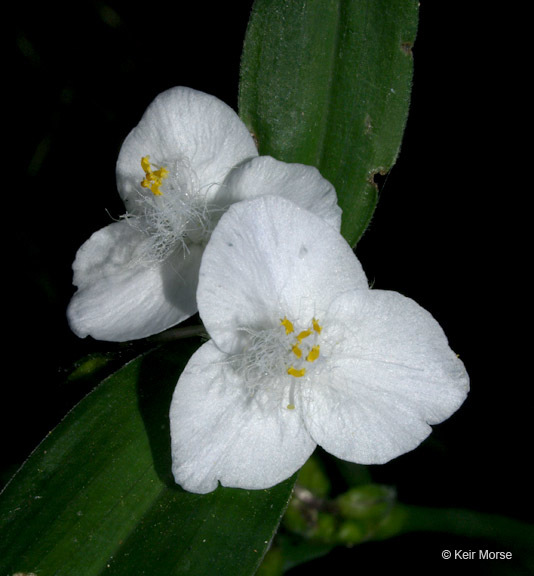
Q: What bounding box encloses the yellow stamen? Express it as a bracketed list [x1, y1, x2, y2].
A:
[281, 317, 294, 335]
[140, 155, 169, 196]
[292, 344, 302, 358]
[287, 366, 306, 378]
[312, 318, 322, 334]
[154, 166, 169, 181]
[306, 345, 320, 363]
[141, 156, 152, 173]
[296, 329, 312, 343]
[287, 404, 296, 410]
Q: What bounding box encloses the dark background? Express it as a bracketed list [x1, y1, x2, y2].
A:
[7, 1, 528, 573]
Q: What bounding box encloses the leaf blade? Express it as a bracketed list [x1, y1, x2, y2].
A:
[0, 341, 295, 576]
[239, 0, 419, 245]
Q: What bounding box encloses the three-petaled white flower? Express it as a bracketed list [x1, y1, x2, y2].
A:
[67, 87, 340, 341]
[170, 195, 469, 494]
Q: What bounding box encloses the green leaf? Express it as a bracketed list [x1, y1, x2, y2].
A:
[239, 0, 419, 245]
[0, 340, 296, 575]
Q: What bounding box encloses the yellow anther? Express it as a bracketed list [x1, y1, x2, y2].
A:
[306, 345, 320, 363]
[281, 317, 294, 335]
[141, 156, 152, 173]
[287, 404, 296, 410]
[153, 166, 169, 181]
[312, 318, 322, 334]
[291, 344, 302, 358]
[287, 366, 306, 378]
[296, 329, 312, 343]
[140, 155, 169, 196]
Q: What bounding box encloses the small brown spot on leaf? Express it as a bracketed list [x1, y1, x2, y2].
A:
[368, 169, 389, 190]
[401, 41, 414, 56]
[250, 131, 259, 149]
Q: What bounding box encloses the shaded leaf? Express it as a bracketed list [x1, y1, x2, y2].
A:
[0, 340, 295, 575]
[239, 0, 419, 245]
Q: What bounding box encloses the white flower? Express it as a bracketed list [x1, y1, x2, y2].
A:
[67, 87, 340, 341]
[170, 195, 469, 494]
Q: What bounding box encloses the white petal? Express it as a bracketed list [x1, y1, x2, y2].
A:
[198, 195, 368, 354]
[170, 340, 316, 493]
[116, 87, 258, 210]
[302, 289, 469, 464]
[216, 156, 342, 230]
[67, 221, 203, 341]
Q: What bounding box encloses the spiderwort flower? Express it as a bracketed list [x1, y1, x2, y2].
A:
[170, 195, 469, 494]
[67, 87, 340, 341]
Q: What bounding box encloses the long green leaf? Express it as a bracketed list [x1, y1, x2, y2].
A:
[0, 340, 295, 575]
[239, 0, 419, 245]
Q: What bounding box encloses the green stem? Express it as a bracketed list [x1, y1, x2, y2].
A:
[388, 504, 534, 552]
[146, 324, 208, 342]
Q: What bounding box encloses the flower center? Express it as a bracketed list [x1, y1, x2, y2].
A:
[125, 155, 215, 263]
[234, 315, 322, 410]
[281, 316, 321, 372]
[140, 155, 169, 196]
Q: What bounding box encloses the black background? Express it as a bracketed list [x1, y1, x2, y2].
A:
[6, 1, 529, 573]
